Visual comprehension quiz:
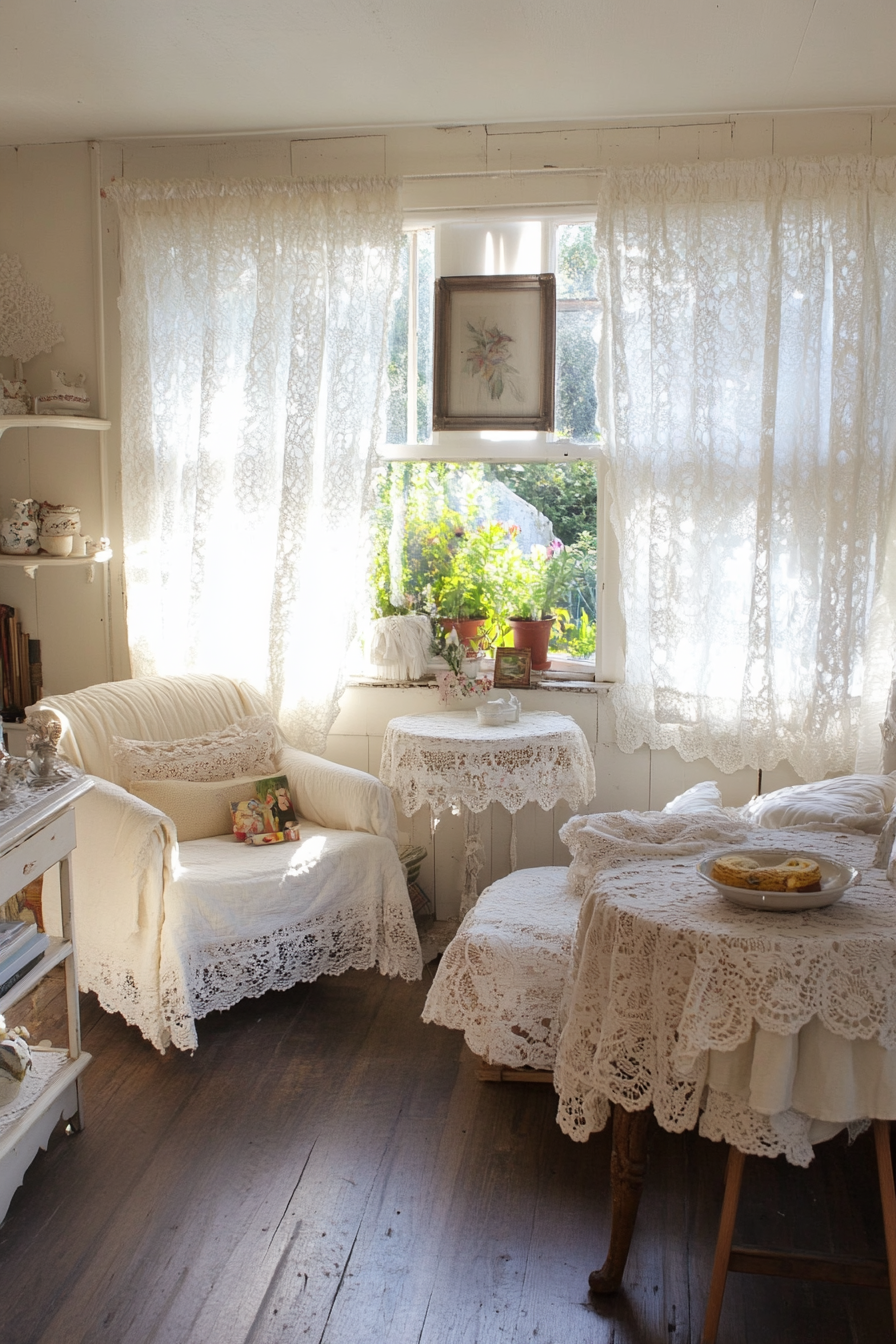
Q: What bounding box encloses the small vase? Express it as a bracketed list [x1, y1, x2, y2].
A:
[0, 517, 39, 555]
[38, 504, 80, 536]
[440, 617, 486, 651]
[508, 617, 555, 670]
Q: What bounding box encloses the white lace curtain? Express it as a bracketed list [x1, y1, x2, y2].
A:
[595, 157, 896, 779]
[108, 177, 403, 753]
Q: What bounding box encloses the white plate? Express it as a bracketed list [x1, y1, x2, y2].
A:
[696, 848, 860, 912]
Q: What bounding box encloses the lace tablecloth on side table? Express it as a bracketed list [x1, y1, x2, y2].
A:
[379, 711, 596, 913]
[553, 828, 896, 1164]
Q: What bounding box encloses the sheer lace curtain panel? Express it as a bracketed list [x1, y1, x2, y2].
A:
[595, 157, 896, 779]
[107, 177, 403, 753]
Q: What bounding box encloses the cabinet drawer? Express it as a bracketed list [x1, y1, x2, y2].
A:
[0, 808, 76, 904]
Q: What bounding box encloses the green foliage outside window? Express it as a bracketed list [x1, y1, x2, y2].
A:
[370, 462, 598, 656]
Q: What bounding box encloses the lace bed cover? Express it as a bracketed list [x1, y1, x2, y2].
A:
[554, 825, 895, 1164]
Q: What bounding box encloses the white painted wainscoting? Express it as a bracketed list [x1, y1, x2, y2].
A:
[323, 682, 805, 919]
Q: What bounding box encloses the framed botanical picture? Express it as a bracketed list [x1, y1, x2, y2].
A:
[432, 274, 556, 431]
[493, 646, 532, 689]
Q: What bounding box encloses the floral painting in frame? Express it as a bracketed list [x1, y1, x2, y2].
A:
[432, 274, 556, 431]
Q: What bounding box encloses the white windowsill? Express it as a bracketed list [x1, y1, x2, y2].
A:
[346, 675, 611, 694]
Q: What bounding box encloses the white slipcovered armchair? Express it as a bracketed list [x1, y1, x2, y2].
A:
[34, 673, 422, 1051]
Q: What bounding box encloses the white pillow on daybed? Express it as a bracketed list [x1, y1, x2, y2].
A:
[741, 773, 896, 833]
[661, 781, 725, 814]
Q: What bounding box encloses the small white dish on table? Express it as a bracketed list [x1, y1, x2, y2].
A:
[697, 847, 859, 911]
[476, 692, 520, 726]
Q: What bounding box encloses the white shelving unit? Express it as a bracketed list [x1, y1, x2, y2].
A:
[0, 416, 111, 439]
[0, 774, 93, 1224]
[0, 415, 114, 606]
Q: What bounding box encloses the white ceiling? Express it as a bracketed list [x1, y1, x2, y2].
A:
[3, 0, 896, 145]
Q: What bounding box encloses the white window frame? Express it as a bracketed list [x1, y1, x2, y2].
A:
[377, 211, 621, 681]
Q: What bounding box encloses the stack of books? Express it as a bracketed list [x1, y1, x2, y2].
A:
[0, 604, 42, 713]
[0, 920, 49, 999]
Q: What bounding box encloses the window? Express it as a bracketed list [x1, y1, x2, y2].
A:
[369, 216, 603, 663]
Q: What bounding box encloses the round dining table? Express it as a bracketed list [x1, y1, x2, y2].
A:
[551, 827, 896, 1334]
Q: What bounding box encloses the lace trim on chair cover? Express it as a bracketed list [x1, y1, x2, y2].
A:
[697, 1088, 870, 1168]
[80, 895, 422, 1053]
[554, 829, 892, 1160]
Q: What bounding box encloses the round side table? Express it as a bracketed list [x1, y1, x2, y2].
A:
[379, 710, 595, 913]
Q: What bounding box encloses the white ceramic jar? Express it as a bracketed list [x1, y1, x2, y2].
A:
[39, 534, 73, 556]
[38, 504, 80, 537]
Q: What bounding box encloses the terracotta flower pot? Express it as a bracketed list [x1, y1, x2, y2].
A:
[440, 617, 486, 651]
[508, 616, 554, 670]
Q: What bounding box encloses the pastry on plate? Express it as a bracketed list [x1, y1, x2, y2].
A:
[710, 854, 822, 892]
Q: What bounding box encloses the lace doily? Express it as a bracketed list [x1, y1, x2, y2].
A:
[554, 828, 894, 1160]
[379, 711, 596, 817]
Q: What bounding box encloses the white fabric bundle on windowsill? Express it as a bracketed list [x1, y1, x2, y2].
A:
[366, 614, 433, 681]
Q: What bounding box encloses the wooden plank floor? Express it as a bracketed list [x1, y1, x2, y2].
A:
[1, 966, 894, 1344]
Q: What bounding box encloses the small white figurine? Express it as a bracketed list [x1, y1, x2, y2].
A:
[0, 378, 30, 415]
[0, 1015, 32, 1105]
[33, 370, 91, 416]
[25, 710, 67, 788]
[0, 745, 14, 808]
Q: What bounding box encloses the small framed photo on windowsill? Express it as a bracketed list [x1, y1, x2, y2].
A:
[432, 274, 556, 431]
[493, 647, 532, 689]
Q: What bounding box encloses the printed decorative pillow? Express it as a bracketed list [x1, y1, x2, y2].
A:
[111, 714, 279, 787]
[741, 772, 896, 833]
[231, 775, 299, 844]
[130, 773, 271, 842]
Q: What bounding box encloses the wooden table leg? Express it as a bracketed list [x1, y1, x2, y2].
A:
[701, 1145, 746, 1344]
[589, 1103, 652, 1294]
[873, 1120, 896, 1334]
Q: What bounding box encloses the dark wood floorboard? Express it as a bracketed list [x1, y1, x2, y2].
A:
[1, 967, 895, 1344]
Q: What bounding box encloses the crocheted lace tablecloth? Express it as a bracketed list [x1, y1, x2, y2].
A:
[553, 828, 896, 1164]
[379, 711, 596, 818]
[380, 710, 596, 914]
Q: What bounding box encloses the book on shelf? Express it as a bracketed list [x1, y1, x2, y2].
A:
[0, 948, 46, 1000]
[0, 931, 49, 995]
[0, 604, 41, 710]
[0, 919, 41, 960]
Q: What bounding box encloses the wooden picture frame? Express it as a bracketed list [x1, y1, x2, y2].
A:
[493, 646, 532, 689]
[432, 274, 556, 431]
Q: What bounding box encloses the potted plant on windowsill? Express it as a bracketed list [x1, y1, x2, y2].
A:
[434, 524, 506, 650]
[507, 540, 581, 670]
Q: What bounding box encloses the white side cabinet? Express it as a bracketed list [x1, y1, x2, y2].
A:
[0, 774, 93, 1222]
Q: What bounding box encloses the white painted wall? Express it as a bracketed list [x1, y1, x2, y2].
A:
[1, 110, 887, 909]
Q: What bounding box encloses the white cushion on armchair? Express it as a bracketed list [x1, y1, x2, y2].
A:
[33, 673, 420, 1051]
